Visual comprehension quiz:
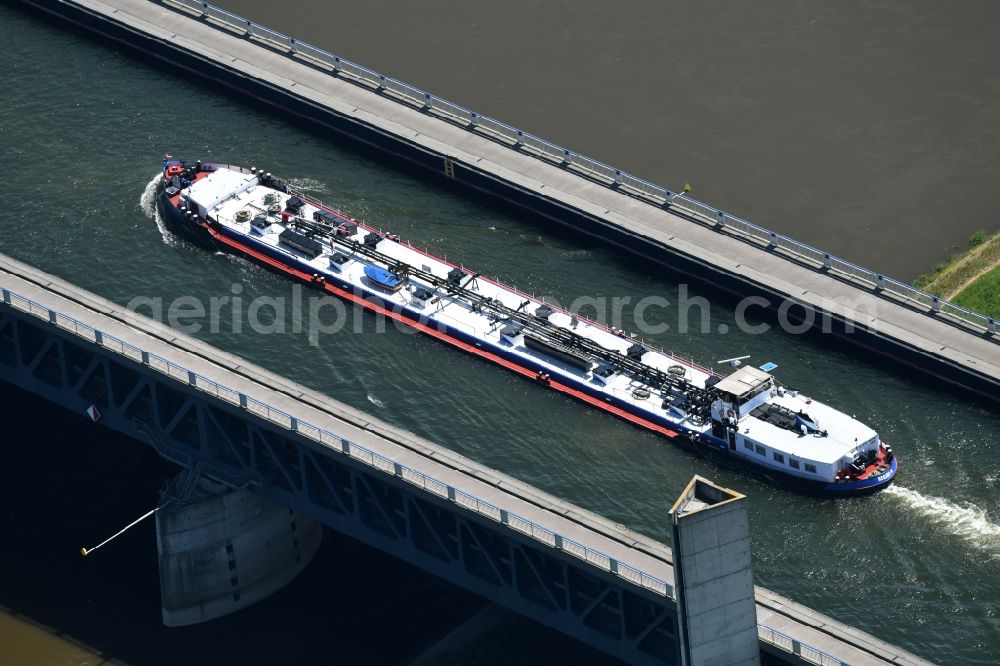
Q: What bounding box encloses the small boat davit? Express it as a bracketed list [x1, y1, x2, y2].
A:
[158, 158, 897, 496]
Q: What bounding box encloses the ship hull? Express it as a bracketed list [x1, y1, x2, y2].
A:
[158, 190, 216, 248]
[157, 164, 896, 497]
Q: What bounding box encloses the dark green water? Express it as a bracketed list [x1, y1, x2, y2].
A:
[223, 0, 1000, 282]
[1, 3, 998, 664]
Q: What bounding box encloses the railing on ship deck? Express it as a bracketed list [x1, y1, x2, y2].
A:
[287, 186, 722, 377]
[160, 0, 998, 343]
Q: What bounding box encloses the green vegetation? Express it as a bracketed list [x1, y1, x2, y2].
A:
[913, 230, 1000, 309]
[952, 264, 1000, 320]
[968, 229, 991, 247]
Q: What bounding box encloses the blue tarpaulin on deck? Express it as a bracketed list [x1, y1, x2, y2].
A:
[364, 265, 403, 290]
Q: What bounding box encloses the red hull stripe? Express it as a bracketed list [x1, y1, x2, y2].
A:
[204, 224, 679, 440]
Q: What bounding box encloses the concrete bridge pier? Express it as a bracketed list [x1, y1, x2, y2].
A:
[671, 476, 759, 666]
[155, 470, 323, 626]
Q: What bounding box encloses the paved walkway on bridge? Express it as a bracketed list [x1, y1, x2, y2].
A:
[66, 0, 999, 404]
[1, 248, 931, 666]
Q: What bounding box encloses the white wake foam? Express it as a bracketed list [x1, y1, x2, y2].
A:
[284, 177, 326, 193]
[366, 393, 386, 409]
[886, 485, 1000, 555]
[139, 172, 178, 247]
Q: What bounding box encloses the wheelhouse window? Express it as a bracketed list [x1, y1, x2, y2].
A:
[773, 452, 784, 464]
[744, 440, 753, 450]
[789, 459, 800, 469]
[805, 463, 817, 474]
[755, 444, 765, 456]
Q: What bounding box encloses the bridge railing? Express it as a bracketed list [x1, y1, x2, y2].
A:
[0, 285, 673, 599]
[758, 625, 844, 666]
[2, 283, 855, 659]
[159, 0, 999, 340]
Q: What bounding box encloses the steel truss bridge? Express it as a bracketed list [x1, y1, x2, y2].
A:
[0, 251, 920, 666]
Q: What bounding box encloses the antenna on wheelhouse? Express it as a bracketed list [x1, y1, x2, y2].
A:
[717, 355, 750, 368]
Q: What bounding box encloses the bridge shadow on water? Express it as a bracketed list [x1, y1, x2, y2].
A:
[0, 380, 618, 665]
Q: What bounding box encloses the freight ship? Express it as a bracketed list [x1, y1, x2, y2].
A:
[158, 158, 897, 495]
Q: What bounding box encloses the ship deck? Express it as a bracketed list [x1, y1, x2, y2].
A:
[182, 167, 882, 480]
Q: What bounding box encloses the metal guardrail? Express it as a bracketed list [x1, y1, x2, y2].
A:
[159, 0, 999, 341]
[0, 285, 671, 598]
[1, 283, 856, 660]
[758, 625, 845, 666]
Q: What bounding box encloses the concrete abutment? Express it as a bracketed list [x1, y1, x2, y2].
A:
[156, 475, 322, 626]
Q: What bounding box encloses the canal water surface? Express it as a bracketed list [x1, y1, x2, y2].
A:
[1, 3, 998, 664]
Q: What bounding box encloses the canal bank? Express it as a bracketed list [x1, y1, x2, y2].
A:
[916, 230, 1000, 320]
[0, 607, 113, 666]
[11, 0, 999, 408]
